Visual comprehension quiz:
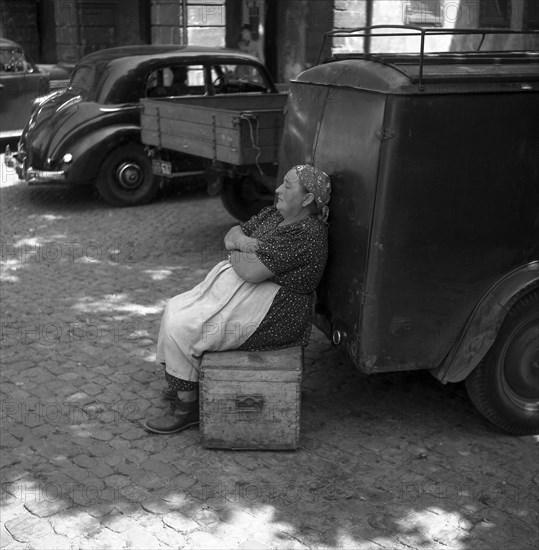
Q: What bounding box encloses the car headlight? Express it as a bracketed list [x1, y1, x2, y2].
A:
[62, 154, 73, 164]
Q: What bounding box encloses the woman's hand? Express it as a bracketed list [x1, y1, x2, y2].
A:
[238, 236, 260, 254]
[225, 227, 273, 282]
[224, 226, 260, 253]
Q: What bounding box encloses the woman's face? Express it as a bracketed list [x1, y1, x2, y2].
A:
[275, 169, 309, 217]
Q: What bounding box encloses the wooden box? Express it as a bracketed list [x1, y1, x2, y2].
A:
[200, 347, 303, 450]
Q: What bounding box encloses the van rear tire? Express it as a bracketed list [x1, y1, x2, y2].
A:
[465, 291, 539, 435]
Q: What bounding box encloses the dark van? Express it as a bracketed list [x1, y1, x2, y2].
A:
[279, 27, 539, 435]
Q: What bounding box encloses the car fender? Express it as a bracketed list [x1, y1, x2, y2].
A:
[66, 124, 143, 182]
[430, 261, 539, 384]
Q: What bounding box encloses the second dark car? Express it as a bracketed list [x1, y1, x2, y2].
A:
[5, 45, 277, 206]
[0, 38, 49, 140]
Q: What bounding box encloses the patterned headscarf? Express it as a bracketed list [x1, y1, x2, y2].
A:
[291, 164, 331, 223]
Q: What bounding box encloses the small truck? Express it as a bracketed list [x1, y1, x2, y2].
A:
[140, 92, 287, 220]
[5, 46, 282, 208]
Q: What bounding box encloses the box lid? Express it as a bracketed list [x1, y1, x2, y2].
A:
[201, 347, 303, 372]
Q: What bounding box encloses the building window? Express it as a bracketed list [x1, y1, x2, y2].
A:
[479, 0, 511, 28]
[525, 0, 539, 29]
[403, 1, 443, 27]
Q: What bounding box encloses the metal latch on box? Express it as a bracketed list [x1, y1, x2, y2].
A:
[235, 395, 264, 411]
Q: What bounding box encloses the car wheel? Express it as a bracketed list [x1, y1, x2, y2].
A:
[465, 291, 539, 435]
[96, 143, 157, 206]
[220, 176, 273, 222]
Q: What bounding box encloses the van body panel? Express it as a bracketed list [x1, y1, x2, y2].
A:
[280, 82, 386, 365]
[280, 82, 330, 168]
[360, 91, 539, 373]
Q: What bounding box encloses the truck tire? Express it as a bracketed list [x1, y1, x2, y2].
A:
[220, 177, 273, 222]
[96, 144, 157, 206]
[465, 291, 539, 435]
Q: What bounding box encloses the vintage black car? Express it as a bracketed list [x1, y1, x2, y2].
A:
[5, 45, 277, 206]
[0, 38, 49, 140]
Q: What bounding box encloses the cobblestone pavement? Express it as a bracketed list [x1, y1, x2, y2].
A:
[1, 157, 538, 550]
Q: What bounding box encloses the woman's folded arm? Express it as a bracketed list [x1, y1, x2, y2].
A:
[229, 251, 274, 283]
[224, 226, 260, 253]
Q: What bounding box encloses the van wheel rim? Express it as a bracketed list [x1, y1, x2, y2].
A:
[116, 162, 144, 190]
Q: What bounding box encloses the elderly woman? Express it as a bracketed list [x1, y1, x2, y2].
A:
[144, 164, 331, 434]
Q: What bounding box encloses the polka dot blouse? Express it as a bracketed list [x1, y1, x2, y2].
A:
[238, 206, 328, 351]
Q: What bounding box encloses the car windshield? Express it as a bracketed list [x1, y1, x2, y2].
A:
[210, 62, 270, 93]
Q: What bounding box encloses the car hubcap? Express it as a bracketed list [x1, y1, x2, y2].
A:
[116, 162, 144, 190]
[504, 321, 539, 400]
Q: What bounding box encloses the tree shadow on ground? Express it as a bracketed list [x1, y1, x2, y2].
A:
[2, 282, 537, 548]
[2, 338, 537, 548]
[1, 181, 537, 549]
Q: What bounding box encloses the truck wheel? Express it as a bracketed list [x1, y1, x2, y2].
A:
[96, 144, 157, 206]
[465, 291, 539, 435]
[220, 177, 273, 222]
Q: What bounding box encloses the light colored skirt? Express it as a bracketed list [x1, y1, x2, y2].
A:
[156, 260, 280, 382]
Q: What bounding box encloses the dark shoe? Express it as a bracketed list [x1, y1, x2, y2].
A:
[143, 400, 199, 435]
[160, 386, 177, 401]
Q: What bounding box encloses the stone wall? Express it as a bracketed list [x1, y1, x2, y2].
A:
[55, 0, 150, 64]
[151, 0, 181, 43]
[54, 0, 80, 63]
[272, 0, 334, 82]
[0, 0, 40, 61]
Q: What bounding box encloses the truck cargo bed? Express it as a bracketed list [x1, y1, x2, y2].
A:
[140, 94, 287, 166]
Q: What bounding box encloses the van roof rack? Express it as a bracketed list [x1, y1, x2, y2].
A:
[317, 25, 539, 89]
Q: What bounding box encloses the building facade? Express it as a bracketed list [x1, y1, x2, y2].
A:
[1, 0, 538, 79]
[0, 0, 151, 63]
